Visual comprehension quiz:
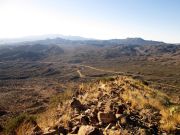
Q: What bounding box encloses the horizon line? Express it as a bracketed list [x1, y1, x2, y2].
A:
[0, 34, 175, 44]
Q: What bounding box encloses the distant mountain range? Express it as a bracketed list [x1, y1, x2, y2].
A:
[1, 35, 179, 62]
[0, 36, 179, 62]
[0, 35, 167, 46]
[0, 34, 92, 45]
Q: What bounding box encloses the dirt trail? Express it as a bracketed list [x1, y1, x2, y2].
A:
[78, 64, 125, 74]
[0, 61, 179, 89]
[77, 70, 85, 78]
[74, 64, 180, 90]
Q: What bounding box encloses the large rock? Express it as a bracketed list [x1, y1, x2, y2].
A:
[78, 125, 102, 135]
[115, 104, 127, 114]
[70, 97, 84, 111]
[80, 115, 90, 125]
[97, 112, 116, 124]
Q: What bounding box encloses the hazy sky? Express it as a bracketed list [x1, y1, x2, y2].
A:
[0, 0, 180, 43]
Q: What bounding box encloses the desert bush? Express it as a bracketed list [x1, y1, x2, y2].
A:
[4, 113, 36, 135]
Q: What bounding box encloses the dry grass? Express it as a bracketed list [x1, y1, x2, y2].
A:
[16, 120, 36, 135]
[36, 107, 57, 129]
[36, 75, 179, 133]
[57, 107, 72, 127]
[37, 83, 75, 130]
[79, 75, 180, 132]
[117, 77, 180, 132]
[160, 107, 180, 131]
[4, 114, 37, 135]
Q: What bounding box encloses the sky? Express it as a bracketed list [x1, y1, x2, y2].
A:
[0, 0, 180, 43]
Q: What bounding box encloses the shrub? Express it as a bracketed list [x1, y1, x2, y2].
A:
[4, 114, 36, 134]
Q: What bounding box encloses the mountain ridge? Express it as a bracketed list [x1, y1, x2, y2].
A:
[0, 35, 166, 46]
[8, 75, 180, 134]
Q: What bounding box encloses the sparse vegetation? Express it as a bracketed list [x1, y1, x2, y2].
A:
[98, 76, 115, 83]
[0, 39, 179, 134]
[50, 88, 73, 107]
[38, 75, 179, 134]
[4, 114, 36, 135]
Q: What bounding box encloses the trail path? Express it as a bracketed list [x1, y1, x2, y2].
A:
[74, 64, 180, 90]
[77, 70, 85, 78]
[0, 61, 179, 90]
[77, 64, 125, 74]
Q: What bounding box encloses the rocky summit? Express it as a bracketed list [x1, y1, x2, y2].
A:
[9, 75, 179, 135]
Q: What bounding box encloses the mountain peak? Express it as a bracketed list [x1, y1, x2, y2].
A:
[126, 37, 144, 40]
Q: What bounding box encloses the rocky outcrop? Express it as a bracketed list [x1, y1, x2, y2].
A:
[12, 76, 179, 135]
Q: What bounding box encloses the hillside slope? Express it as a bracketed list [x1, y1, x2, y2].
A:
[6, 76, 179, 135]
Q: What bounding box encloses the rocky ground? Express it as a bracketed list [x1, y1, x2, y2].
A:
[3, 76, 180, 135]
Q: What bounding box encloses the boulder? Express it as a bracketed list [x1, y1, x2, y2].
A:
[70, 97, 84, 111]
[80, 115, 90, 125]
[116, 104, 127, 114]
[78, 125, 102, 135]
[97, 112, 116, 124]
